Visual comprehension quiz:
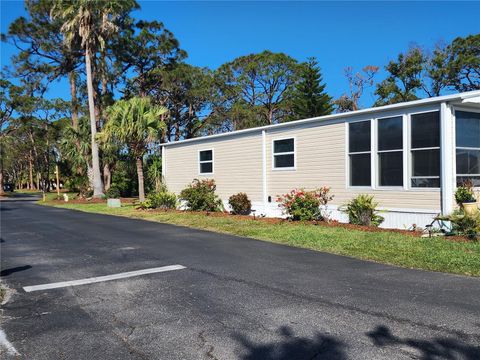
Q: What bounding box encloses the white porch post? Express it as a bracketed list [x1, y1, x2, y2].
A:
[161, 145, 166, 180]
[262, 130, 268, 214]
[440, 102, 454, 215]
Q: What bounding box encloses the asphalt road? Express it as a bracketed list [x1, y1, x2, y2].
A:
[1, 198, 479, 359]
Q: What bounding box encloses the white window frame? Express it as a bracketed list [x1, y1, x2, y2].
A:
[198, 148, 214, 175]
[348, 119, 372, 188]
[376, 116, 404, 189]
[454, 107, 480, 187]
[409, 110, 441, 189]
[272, 137, 296, 171]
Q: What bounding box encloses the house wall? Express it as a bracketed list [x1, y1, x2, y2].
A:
[164, 132, 264, 202]
[163, 103, 455, 229]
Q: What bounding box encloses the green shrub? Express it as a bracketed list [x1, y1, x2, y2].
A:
[64, 175, 88, 193]
[179, 179, 223, 212]
[111, 158, 138, 197]
[455, 182, 476, 205]
[228, 192, 252, 215]
[442, 210, 480, 240]
[136, 191, 177, 210]
[149, 191, 177, 210]
[105, 186, 121, 199]
[342, 194, 384, 227]
[277, 187, 334, 221]
[80, 189, 94, 199]
[136, 198, 154, 210]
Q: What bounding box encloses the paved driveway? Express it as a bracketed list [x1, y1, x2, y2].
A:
[1, 198, 479, 359]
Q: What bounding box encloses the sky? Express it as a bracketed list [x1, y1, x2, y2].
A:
[1, 0, 479, 107]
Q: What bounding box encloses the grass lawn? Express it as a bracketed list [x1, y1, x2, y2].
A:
[42, 201, 480, 276]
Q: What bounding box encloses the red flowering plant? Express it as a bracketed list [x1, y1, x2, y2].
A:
[277, 187, 334, 221]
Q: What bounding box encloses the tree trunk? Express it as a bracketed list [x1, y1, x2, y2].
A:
[44, 142, 50, 192]
[29, 152, 35, 190]
[69, 72, 79, 130]
[174, 120, 181, 141]
[103, 163, 111, 192]
[136, 156, 145, 202]
[85, 48, 104, 198]
[0, 153, 5, 196]
[18, 165, 22, 190]
[69, 71, 86, 176]
[87, 163, 94, 189]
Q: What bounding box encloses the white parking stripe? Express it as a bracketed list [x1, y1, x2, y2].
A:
[23, 265, 186, 292]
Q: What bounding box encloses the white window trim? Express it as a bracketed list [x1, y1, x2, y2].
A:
[453, 107, 480, 187]
[403, 114, 409, 190]
[347, 119, 373, 188]
[409, 110, 441, 189]
[198, 148, 214, 175]
[272, 136, 296, 171]
[376, 115, 404, 189]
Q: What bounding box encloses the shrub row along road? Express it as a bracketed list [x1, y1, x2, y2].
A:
[1, 198, 479, 359]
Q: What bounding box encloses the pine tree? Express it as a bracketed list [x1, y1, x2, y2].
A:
[291, 57, 333, 119]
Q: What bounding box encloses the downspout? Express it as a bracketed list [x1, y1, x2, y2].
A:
[262, 130, 267, 215]
[440, 102, 454, 215]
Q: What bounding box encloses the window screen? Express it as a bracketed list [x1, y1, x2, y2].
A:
[378, 117, 403, 186]
[349, 121, 371, 186]
[456, 111, 480, 186]
[411, 112, 440, 188]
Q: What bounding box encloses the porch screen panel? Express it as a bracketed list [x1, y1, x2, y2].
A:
[378, 116, 403, 186]
[456, 110, 480, 186]
[411, 112, 440, 188]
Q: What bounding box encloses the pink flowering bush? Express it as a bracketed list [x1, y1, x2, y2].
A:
[277, 187, 334, 221]
[180, 179, 223, 212]
[228, 192, 252, 215]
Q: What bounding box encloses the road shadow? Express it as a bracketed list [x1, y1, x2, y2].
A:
[1, 265, 32, 277]
[234, 326, 346, 360]
[367, 325, 480, 360]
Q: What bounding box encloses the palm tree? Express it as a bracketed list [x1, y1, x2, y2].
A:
[147, 155, 164, 193]
[99, 97, 166, 202]
[51, 0, 137, 197]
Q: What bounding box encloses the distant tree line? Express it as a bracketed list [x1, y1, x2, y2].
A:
[1, 0, 478, 197]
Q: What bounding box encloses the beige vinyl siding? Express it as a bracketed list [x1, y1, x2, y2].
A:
[165, 113, 442, 212]
[165, 132, 263, 202]
[266, 121, 441, 211]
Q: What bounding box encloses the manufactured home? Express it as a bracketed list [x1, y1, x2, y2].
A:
[162, 91, 480, 229]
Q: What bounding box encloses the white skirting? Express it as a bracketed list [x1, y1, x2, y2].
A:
[222, 200, 439, 230]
